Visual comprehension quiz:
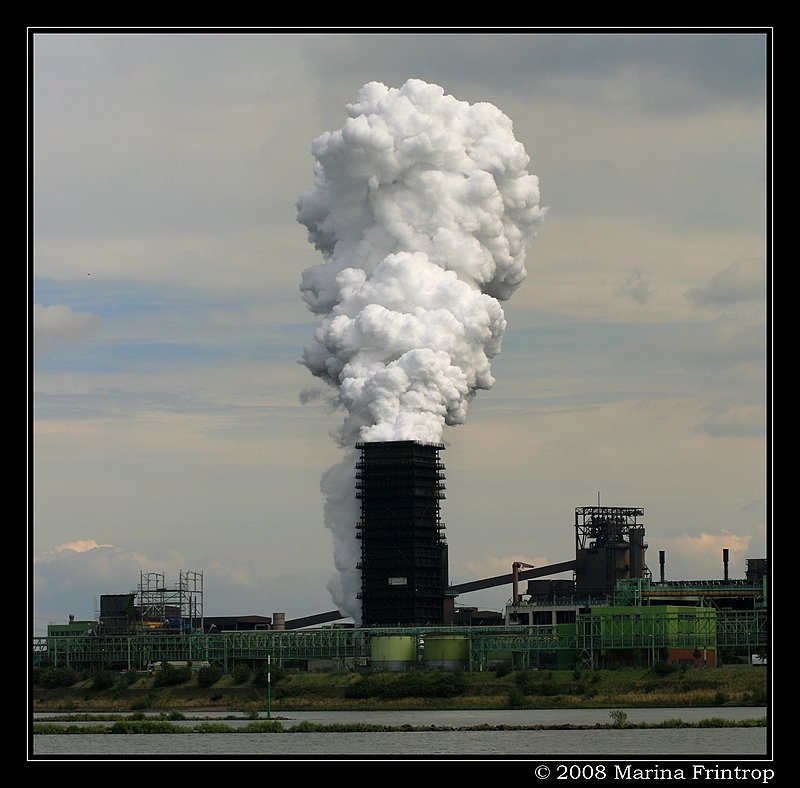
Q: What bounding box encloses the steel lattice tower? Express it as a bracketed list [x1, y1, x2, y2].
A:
[355, 441, 448, 626]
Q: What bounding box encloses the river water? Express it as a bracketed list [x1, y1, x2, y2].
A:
[31, 707, 770, 761]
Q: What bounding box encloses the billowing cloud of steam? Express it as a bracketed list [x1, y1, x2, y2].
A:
[296, 79, 546, 621]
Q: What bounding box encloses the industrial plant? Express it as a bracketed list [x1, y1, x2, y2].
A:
[32, 440, 768, 674]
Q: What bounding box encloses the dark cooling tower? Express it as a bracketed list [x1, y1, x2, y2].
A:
[355, 440, 448, 626]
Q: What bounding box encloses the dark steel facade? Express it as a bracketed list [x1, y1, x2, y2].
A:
[355, 440, 448, 626]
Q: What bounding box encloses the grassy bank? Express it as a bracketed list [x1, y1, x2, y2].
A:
[32, 714, 767, 735]
[32, 665, 768, 714]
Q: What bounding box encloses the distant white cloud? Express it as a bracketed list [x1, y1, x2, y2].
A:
[53, 539, 114, 553]
[657, 530, 753, 581]
[34, 540, 160, 585]
[33, 303, 101, 356]
[687, 258, 766, 306]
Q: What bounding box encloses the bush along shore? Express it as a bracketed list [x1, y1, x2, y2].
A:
[32, 663, 768, 714]
[33, 710, 767, 735]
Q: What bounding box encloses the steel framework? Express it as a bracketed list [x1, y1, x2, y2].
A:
[136, 570, 203, 633]
[574, 506, 650, 597]
[355, 441, 447, 626]
[32, 609, 765, 672]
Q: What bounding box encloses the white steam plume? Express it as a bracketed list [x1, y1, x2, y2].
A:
[297, 79, 546, 622]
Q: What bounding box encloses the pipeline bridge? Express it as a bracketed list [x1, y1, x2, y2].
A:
[32, 608, 766, 672]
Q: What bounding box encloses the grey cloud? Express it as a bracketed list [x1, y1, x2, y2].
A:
[33, 303, 101, 357]
[621, 315, 765, 371]
[693, 403, 766, 437]
[741, 498, 766, 517]
[305, 32, 768, 113]
[616, 268, 654, 305]
[33, 34, 310, 240]
[687, 258, 767, 306]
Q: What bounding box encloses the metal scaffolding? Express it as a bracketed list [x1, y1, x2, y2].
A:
[136, 570, 203, 634]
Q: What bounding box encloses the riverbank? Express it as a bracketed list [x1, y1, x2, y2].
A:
[30, 708, 772, 759]
[33, 715, 768, 735]
[32, 665, 768, 714]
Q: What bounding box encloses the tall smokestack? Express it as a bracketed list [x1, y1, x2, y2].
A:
[723, 548, 729, 581]
[297, 79, 546, 623]
[659, 550, 665, 583]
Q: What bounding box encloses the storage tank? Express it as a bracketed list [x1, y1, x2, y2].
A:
[423, 634, 469, 670]
[369, 635, 418, 671]
[273, 612, 286, 631]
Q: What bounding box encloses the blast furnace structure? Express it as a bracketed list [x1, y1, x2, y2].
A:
[574, 506, 649, 597]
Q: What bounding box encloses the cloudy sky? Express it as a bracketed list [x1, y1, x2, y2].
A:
[30, 30, 770, 635]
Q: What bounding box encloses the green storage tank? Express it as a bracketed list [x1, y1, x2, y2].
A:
[369, 636, 418, 671]
[423, 635, 469, 670]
